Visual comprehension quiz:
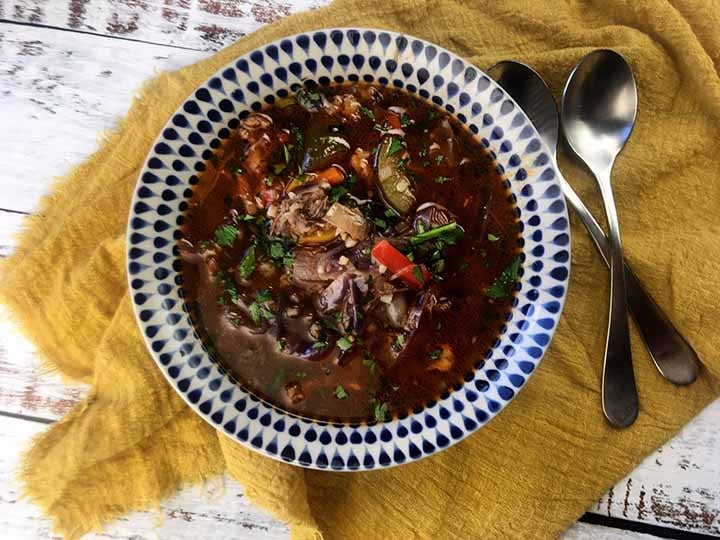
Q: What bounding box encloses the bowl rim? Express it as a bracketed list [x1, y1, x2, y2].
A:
[127, 27, 571, 471]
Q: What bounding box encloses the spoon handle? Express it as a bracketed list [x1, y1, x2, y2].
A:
[588, 169, 639, 427]
[557, 170, 700, 385]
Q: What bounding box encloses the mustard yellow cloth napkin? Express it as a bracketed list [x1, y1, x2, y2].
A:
[3, 0, 720, 538]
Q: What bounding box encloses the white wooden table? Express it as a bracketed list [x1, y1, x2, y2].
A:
[0, 2, 718, 538]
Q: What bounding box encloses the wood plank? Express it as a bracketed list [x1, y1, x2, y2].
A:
[565, 523, 663, 540]
[0, 415, 290, 539]
[1, 312, 718, 535]
[0, 22, 206, 213]
[1, 0, 330, 51]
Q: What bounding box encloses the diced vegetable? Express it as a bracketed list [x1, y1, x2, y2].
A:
[302, 135, 351, 172]
[371, 240, 429, 289]
[298, 225, 338, 245]
[315, 166, 346, 185]
[375, 136, 416, 214]
[387, 113, 402, 129]
[394, 264, 431, 289]
[323, 202, 369, 241]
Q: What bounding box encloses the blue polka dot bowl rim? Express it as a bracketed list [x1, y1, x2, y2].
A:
[127, 28, 571, 471]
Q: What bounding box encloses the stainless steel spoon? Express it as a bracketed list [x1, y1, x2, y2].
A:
[487, 61, 700, 391]
[561, 50, 640, 427]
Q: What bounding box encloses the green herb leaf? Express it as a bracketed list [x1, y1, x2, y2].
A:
[276, 338, 287, 352]
[214, 224, 239, 246]
[412, 265, 425, 286]
[360, 106, 375, 120]
[230, 165, 245, 175]
[198, 240, 212, 252]
[249, 302, 275, 325]
[435, 153, 445, 165]
[486, 257, 521, 299]
[488, 233, 500, 242]
[386, 137, 404, 157]
[372, 217, 387, 230]
[335, 385, 348, 400]
[312, 341, 328, 350]
[372, 400, 388, 422]
[290, 126, 304, 148]
[337, 336, 354, 352]
[400, 113, 412, 127]
[255, 288, 272, 303]
[428, 348, 442, 360]
[272, 163, 286, 175]
[362, 354, 379, 375]
[238, 245, 257, 279]
[392, 334, 406, 352]
[283, 144, 292, 165]
[434, 175, 451, 184]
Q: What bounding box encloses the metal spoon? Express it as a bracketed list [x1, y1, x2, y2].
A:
[487, 61, 700, 391]
[560, 50, 642, 427]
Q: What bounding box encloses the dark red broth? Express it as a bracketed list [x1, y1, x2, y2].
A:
[180, 83, 520, 422]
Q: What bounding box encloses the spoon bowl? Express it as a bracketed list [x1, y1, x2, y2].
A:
[561, 50, 637, 173]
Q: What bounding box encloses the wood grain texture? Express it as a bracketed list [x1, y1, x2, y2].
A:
[0, 23, 206, 213]
[1, 0, 329, 51]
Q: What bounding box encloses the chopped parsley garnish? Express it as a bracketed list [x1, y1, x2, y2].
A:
[249, 302, 275, 325]
[434, 175, 451, 184]
[488, 233, 500, 242]
[392, 334, 406, 352]
[237, 245, 257, 279]
[283, 143, 292, 165]
[386, 137, 404, 157]
[372, 399, 388, 422]
[216, 270, 239, 304]
[312, 341, 328, 350]
[254, 288, 271, 303]
[334, 385, 348, 400]
[412, 266, 425, 286]
[362, 353, 379, 375]
[486, 257, 521, 299]
[290, 126, 304, 148]
[329, 185, 349, 203]
[360, 106, 375, 120]
[436, 321, 443, 331]
[435, 153, 445, 165]
[230, 165, 244, 175]
[337, 336, 354, 352]
[400, 113, 412, 127]
[427, 109, 438, 122]
[214, 224, 239, 246]
[372, 217, 387, 230]
[271, 163, 285, 175]
[276, 338, 287, 352]
[198, 240, 212, 252]
[428, 348, 442, 360]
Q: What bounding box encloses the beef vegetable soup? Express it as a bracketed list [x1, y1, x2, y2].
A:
[180, 83, 521, 422]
